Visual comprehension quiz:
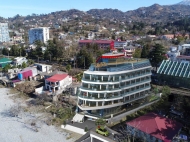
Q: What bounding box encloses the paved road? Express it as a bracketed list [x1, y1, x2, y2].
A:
[108, 100, 159, 124]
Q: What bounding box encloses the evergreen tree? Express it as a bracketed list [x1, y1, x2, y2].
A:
[76, 47, 93, 68]
[20, 46, 26, 56]
[149, 44, 166, 70]
[132, 48, 142, 58]
[2, 48, 9, 56]
[141, 44, 150, 58]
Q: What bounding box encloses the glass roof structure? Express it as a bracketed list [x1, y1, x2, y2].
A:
[157, 60, 190, 78]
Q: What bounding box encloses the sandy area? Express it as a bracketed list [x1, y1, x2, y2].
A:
[0, 88, 80, 142]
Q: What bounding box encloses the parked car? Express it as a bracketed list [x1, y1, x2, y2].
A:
[96, 126, 109, 136]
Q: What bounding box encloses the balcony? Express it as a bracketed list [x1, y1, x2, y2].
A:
[78, 93, 148, 111]
[78, 86, 150, 101]
[80, 79, 151, 93]
[82, 72, 151, 83]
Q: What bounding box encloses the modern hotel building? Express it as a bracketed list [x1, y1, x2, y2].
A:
[77, 51, 152, 118]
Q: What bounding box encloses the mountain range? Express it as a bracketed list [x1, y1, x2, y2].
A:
[178, 0, 190, 5]
[2, 1, 190, 24]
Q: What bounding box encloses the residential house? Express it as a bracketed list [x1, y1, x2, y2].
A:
[161, 34, 174, 40]
[178, 44, 190, 55]
[13, 57, 28, 66]
[34, 63, 52, 73]
[167, 47, 180, 61]
[53, 23, 60, 29]
[17, 67, 38, 80]
[126, 113, 182, 142]
[7, 68, 21, 79]
[122, 45, 137, 57]
[45, 73, 72, 92]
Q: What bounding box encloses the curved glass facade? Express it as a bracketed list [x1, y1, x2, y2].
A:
[77, 56, 152, 118]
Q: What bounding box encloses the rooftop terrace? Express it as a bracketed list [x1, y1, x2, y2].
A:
[90, 57, 151, 72]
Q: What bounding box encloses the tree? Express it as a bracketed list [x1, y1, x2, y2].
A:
[20, 46, 26, 56]
[22, 62, 27, 68]
[132, 48, 142, 58]
[141, 44, 150, 58]
[35, 47, 43, 57]
[76, 48, 93, 68]
[66, 64, 71, 72]
[2, 48, 9, 56]
[149, 44, 166, 70]
[111, 35, 115, 40]
[3, 64, 11, 72]
[43, 50, 50, 60]
[95, 118, 106, 126]
[28, 59, 34, 65]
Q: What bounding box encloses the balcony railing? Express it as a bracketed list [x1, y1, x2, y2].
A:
[78, 86, 150, 101]
[78, 93, 148, 110]
[82, 72, 151, 83]
[80, 79, 151, 92]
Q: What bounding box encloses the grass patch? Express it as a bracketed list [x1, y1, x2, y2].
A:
[149, 95, 159, 102]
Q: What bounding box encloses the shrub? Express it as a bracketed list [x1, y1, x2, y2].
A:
[84, 127, 88, 132]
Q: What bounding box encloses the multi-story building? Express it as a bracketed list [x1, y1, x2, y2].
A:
[114, 41, 128, 49]
[0, 23, 10, 42]
[28, 27, 49, 44]
[123, 45, 137, 57]
[77, 51, 152, 118]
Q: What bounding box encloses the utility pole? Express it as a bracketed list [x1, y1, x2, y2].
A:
[38, 57, 39, 63]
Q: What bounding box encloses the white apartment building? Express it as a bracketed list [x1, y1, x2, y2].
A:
[77, 51, 152, 119]
[28, 27, 49, 44]
[0, 23, 10, 42]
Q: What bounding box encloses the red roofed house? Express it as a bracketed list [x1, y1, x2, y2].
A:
[126, 113, 182, 142]
[45, 73, 72, 92]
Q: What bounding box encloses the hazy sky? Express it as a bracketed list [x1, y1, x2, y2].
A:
[0, 0, 182, 18]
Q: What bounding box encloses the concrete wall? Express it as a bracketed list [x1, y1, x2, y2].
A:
[61, 124, 86, 135]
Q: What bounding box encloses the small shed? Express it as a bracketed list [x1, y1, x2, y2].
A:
[18, 67, 37, 80]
